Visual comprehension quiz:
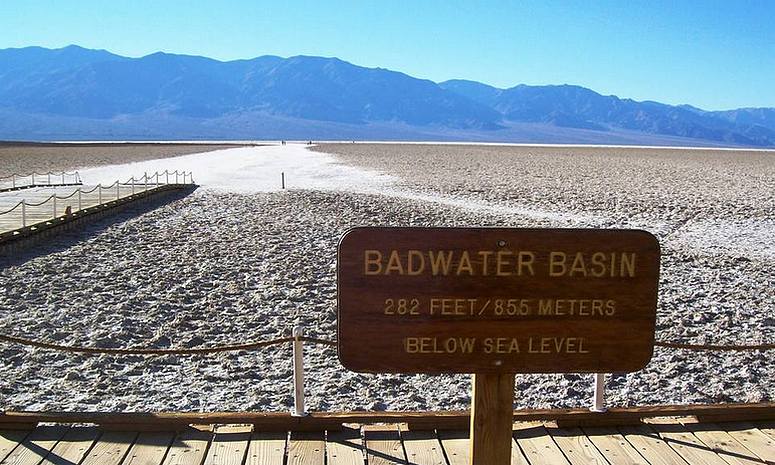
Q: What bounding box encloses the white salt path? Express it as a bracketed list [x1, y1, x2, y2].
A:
[77, 144, 395, 193]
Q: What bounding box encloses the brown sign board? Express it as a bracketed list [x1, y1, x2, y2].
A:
[337, 227, 660, 374]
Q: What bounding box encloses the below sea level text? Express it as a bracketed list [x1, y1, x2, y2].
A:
[404, 336, 589, 354]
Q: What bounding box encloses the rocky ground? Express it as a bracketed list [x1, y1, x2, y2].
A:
[0, 143, 772, 412]
[0, 143, 245, 179]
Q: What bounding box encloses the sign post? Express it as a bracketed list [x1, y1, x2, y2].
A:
[337, 227, 660, 464]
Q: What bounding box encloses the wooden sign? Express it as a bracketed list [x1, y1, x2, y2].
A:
[337, 227, 660, 374]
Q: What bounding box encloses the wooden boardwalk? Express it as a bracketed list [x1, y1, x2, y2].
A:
[0, 171, 194, 243]
[0, 419, 772, 464]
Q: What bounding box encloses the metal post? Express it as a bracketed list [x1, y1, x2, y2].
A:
[155, 172, 159, 185]
[78, 189, 82, 211]
[166, 171, 169, 184]
[175, 171, 179, 183]
[32, 173, 35, 185]
[292, 325, 307, 417]
[52, 195, 57, 218]
[131, 177, 135, 195]
[21, 201, 26, 227]
[144, 173, 148, 192]
[590, 373, 607, 413]
[116, 182, 120, 200]
[98, 185, 102, 204]
[282, 172, 285, 189]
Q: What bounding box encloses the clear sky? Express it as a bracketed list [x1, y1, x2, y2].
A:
[2, 0, 773, 110]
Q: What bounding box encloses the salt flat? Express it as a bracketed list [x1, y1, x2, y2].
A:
[77, 144, 395, 193]
[0, 142, 772, 412]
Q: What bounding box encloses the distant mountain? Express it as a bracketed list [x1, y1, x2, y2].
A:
[439, 80, 775, 146]
[1, 45, 774, 146]
[0, 45, 500, 128]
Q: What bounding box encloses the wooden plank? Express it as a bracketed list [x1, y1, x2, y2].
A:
[363, 425, 406, 465]
[288, 431, 325, 465]
[245, 431, 286, 465]
[399, 425, 446, 465]
[121, 432, 174, 465]
[39, 427, 100, 465]
[619, 424, 689, 465]
[646, 421, 728, 465]
[0, 425, 67, 465]
[470, 373, 514, 465]
[0, 430, 30, 461]
[685, 423, 764, 465]
[510, 437, 531, 465]
[80, 431, 137, 465]
[1, 402, 773, 431]
[583, 426, 649, 465]
[514, 422, 571, 465]
[758, 422, 775, 441]
[160, 427, 213, 465]
[202, 425, 251, 465]
[326, 427, 364, 465]
[724, 423, 775, 464]
[437, 431, 468, 465]
[545, 425, 609, 465]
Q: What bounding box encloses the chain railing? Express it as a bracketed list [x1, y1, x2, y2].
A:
[0, 170, 194, 233]
[0, 171, 82, 191]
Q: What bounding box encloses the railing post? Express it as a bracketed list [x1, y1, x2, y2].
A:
[116, 182, 120, 200]
[131, 177, 135, 195]
[52, 195, 57, 218]
[590, 373, 607, 413]
[175, 171, 179, 184]
[144, 173, 148, 192]
[155, 172, 159, 185]
[32, 173, 35, 185]
[98, 185, 102, 204]
[292, 325, 307, 417]
[166, 171, 169, 184]
[21, 201, 26, 227]
[78, 189, 82, 211]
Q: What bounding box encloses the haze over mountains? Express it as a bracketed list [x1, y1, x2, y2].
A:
[1, 45, 774, 146]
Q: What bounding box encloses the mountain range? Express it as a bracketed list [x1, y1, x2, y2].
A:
[1, 45, 774, 147]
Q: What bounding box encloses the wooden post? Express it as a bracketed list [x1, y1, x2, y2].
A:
[469, 373, 515, 465]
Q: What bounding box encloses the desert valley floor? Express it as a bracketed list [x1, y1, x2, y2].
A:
[0, 142, 772, 412]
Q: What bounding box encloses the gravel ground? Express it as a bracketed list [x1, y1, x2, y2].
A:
[0, 143, 246, 179]
[0, 143, 772, 412]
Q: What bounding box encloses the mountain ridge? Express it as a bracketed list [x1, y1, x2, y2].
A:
[1, 45, 774, 147]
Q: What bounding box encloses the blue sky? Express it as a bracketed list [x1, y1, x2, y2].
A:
[2, 0, 773, 110]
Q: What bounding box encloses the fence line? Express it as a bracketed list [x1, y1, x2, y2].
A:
[0, 326, 770, 415]
[0, 170, 194, 233]
[0, 171, 82, 191]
